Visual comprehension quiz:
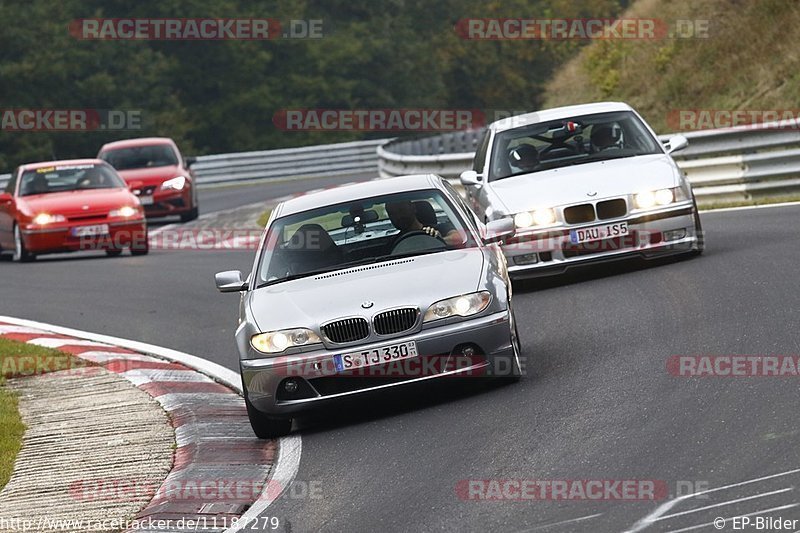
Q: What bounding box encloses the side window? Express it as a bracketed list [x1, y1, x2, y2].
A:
[472, 130, 491, 173]
[5, 168, 18, 194]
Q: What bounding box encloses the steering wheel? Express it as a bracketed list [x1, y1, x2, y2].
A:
[391, 230, 447, 253]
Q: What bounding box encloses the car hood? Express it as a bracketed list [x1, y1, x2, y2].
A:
[247, 248, 485, 332]
[115, 165, 183, 186]
[19, 188, 137, 217]
[490, 153, 681, 214]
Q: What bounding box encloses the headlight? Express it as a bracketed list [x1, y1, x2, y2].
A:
[161, 176, 187, 191]
[423, 291, 492, 322]
[109, 206, 139, 218]
[32, 213, 66, 225]
[251, 328, 321, 354]
[634, 188, 679, 209]
[514, 208, 556, 229]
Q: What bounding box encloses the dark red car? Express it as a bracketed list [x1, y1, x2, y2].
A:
[98, 137, 199, 221]
[0, 159, 148, 261]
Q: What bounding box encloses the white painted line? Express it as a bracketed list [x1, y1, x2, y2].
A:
[520, 513, 604, 532]
[28, 337, 114, 348]
[657, 487, 793, 521]
[0, 325, 48, 334]
[224, 434, 303, 533]
[79, 351, 163, 364]
[1, 317, 241, 391]
[665, 503, 799, 533]
[0, 315, 302, 519]
[625, 467, 800, 532]
[701, 200, 800, 214]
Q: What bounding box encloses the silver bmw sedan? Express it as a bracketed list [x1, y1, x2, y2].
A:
[216, 174, 522, 438]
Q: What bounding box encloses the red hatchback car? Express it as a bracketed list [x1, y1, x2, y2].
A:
[98, 137, 199, 221]
[0, 159, 148, 261]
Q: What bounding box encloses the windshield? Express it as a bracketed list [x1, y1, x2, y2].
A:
[489, 111, 663, 181]
[19, 164, 126, 196]
[99, 144, 179, 170]
[257, 189, 475, 287]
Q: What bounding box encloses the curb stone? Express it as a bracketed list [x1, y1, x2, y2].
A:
[0, 322, 276, 533]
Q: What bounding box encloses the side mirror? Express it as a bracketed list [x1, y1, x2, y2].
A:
[0, 192, 12, 203]
[185, 156, 197, 168]
[483, 218, 515, 244]
[215, 270, 248, 293]
[665, 134, 689, 154]
[459, 170, 483, 188]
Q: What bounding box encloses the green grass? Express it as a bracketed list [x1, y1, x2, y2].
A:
[0, 338, 94, 490]
[543, 0, 800, 134]
[257, 208, 273, 228]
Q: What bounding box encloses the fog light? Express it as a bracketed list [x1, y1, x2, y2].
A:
[284, 379, 299, 393]
[663, 229, 687, 241]
[462, 346, 475, 357]
[514, 253, 539, 266]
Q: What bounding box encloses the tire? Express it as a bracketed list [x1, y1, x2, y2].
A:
[685, 199, 704, 257]
[105, 248, 123, 257]
[245, 394, 292, 439]
[131, 234, 149, 256]
[180, 206, 199, 223]
[12, 224, 35, 262]
[500, 303, 523, 383]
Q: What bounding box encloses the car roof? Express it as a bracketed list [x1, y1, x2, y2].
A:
[20, 158, 107, 172]
[490, 102, 634, 132]
[99, 137, 176, 151]
[274, 174, 444, 218]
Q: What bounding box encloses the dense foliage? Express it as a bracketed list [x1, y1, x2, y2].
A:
[0, 0, 626, 169]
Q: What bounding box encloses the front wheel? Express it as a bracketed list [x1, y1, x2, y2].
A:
[684, 199, 704, 258]
[500, 304, 522, 382]
[180, 206, 199, 223]
[245, 395, 292, 439]
[131, 233, 149, 256]
[13, 224, 35, 262]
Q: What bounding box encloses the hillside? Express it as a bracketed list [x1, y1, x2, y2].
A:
[542, 0, 800, 133]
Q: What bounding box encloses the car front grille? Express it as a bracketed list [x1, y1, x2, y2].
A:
[373, 308, 419, 336]
[322, 318, 370, 344]
[596, 199, 627, 219]
[564, 204, 595, 224]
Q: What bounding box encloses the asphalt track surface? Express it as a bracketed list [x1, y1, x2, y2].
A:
[2, 175, 800, 531]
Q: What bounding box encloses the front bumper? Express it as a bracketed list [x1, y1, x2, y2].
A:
[21, 219, 147, 254]
[241, 310, 515, 417]
[132, 185, 193, 218]
[504, 202, 698, 278]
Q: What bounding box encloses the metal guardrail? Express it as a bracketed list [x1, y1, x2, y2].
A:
[377, 119, 800, 205]
[0, 138, 388, 191]
[192, 139, 387, 186]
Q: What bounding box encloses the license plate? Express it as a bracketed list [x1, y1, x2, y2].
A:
[569, 222, 628, 244]
[71, 224, 109, 237]
[334, 341, 418, 372]
[139, 195, 154, 205]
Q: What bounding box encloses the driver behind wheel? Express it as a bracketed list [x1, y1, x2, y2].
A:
[590, 122, 624, 152]
[508, 144, 540, 173]
[385, 200, 461, 247]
